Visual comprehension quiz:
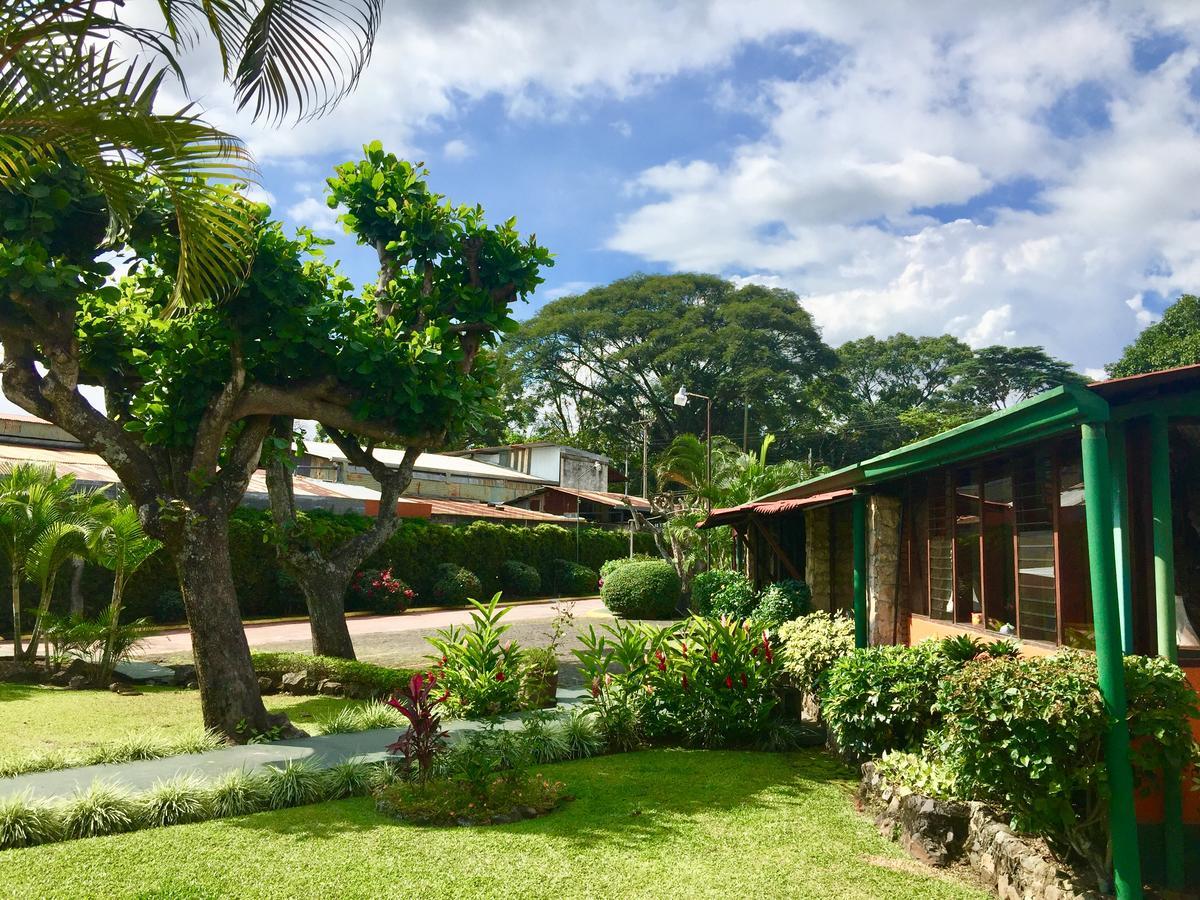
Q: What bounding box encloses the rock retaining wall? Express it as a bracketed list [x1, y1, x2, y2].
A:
[858, 762, 1099, 900]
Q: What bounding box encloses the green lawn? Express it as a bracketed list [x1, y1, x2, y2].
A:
[0, 750, 986, 900]
[0, 682, 357, 757]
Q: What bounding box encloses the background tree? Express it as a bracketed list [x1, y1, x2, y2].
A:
[265, 148, 550, 659]
[1107, 294, 1200, 377]
[948, 345, 1087, 410]
[503, 273, 837, 467]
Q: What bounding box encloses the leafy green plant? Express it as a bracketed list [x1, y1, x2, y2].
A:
[706, 572, 758, 621]
[561, 708, 604, 759]
[500, 560, 542, 597]
[600, 559, 680, 619]
[141, 776, 213, 828]
[690, 569, 747, 615]
[874, 751, 961, 801]
[431, 563, 483, 606]
[324, 761, 379, 800]
[543, 558, 597, 597]
[0, 791, 61, 849]
[518, 710, 571, 764]
[262, 761, 327, 810]
[250, 652, 419, 697]
[518, 647, 559, 710]
[641, 616, 783, 748]
[0, 729, 225, 779]
[426, 593, 523, 717]
[599, 554, 656, 582]
[778, 612, 857, 710]
[210, 770, 267, 819]
[934, 651, 1200, 883]
[752, 580, 811, 630]
[822, 642, 958, 762]
[938, 633, 987, 663]
[573, 620, 651, 751]
[61, 782, 142, 839]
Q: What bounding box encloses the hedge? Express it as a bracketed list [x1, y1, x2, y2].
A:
[0, 510, 656, 629]
[600, 560, 681, 619]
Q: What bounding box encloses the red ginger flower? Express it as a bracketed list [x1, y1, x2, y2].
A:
[740, 672, 747, 688]
[495, 671, 506, 682]
[710, 650, 718, 663]
[724, 675, 733, 689]
[681, 675, 689, 690]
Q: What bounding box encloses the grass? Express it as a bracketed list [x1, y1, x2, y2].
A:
[0, 682, 366, 760]
[0, 750, 986, 900]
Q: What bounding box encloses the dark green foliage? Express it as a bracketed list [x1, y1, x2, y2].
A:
[542, 558, 597, 597]
[600, 560, 681, 619]
[752, 580, 811, 629]
[430, 564, 483, 606]
[499, 560, 541, 598]
[689, 569, 744, 615]
[706, 572, 758, 621]
[599, 554, 656, 581]
[250, 652, 419, 697]
[934, 651, 1200, 880]
[822, 642, 959, 762]
[154, 590, 186, 624]
[1107, 294, 1200, 377]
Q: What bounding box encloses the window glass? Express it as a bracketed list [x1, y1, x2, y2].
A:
[928, 473, 953, 620]
[1057, 446, 1094, 648]
[1014, 451, 1057, 642]
[954, 468, 982, 625]
[982, 462, 1016, 634]
[830, 504, 854, 614]
[1170, 421, 1200, 650]
[907, 488, 929, 617]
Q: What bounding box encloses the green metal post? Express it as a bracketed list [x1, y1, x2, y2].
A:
[1108, 423, 1134, 654]
[1081, 422, 1143, 899]
[852, 493, 868, 649]
[1149, 413, 1185, 890]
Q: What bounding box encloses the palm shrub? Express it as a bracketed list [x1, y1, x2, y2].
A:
[822, 642, 959, 762]
[89, 503, 162, 683]
[426, 593, 523, 717]
[430, 563, 483, 606]
[934, 651, 1200, 884]
[499, 560, 541, 597]
[600, 559, 680, 619]
[778, 612, 856, 709]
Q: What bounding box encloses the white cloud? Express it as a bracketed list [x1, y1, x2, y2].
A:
[1126, 293, 1160, 328]
[286, 197, 343, 237]
[443, 138, 472, 161]
[242, 184, 277, 207]
[611, 120, 633, 138]
[535, 281, 597, 303]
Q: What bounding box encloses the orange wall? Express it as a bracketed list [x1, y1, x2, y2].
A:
[907, 616, 1056, 656]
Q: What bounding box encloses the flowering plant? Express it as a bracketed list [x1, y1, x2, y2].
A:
[426, 592, 523, 717]
[349, 567, 415, 615]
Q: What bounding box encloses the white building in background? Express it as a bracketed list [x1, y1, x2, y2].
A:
[446, 442, 620, 493]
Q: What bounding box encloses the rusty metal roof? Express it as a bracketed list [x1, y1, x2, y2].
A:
[512, 485, 652, 511]
[699, 489, 854, 528]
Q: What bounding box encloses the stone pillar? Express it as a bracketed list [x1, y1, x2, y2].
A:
[804, 507, 831, 612]
[868, 495, 904, 645]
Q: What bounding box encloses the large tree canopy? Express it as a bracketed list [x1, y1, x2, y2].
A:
[1107, 294, 1200, 377]
[504, 273, 837, 461]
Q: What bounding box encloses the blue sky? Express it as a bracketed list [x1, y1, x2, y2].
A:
[161, 2, 1200, 376]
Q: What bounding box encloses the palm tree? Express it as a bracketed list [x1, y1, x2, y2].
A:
[89, 503, 162, 681]
[1, 0, 383, 306]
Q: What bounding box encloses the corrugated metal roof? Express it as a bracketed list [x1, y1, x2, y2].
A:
[422, 498, 571, 523]
[699, 489, 853, 528]
[1087, 362, 1200, 401]
[302, 441, 548, 483]
[514, 485, 652, 511]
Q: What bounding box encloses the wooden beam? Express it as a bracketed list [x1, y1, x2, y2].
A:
[751, 514, 803, 581]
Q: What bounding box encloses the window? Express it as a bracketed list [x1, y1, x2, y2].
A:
[1014, 451, 1056, 642]
[928, 473, 954, 620]
[830, 504, 854, 614]
[982, 461, 1016, 633]
[1056, 446, 1094, 648]
[954, 468, 982, 625]
[906, 487, 929, 617]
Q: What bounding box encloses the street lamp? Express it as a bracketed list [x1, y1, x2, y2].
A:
[673, 386, 713, 514]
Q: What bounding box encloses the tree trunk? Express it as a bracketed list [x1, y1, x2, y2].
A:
[293, 560, 357, 659]
[173, 511, 303, 742]
[10, 556, 24, 661]
[68, 558, 85, 617]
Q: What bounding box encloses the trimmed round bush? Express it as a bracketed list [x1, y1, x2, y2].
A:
[430, 564, 483, 606]
[599, 554, 657, 582]
[500, 560, 542, 598]
[600, 560, 681, 619]
[543, 558, 598, 597]
[752, 580, 812, 629]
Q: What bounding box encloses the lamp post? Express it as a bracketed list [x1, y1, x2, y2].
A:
[674, 386, 713, 566]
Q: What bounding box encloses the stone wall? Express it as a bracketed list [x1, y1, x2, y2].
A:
[868, 495, 906, 645]
[858, 763, 1099, 900]
[804, 507, 831, 612]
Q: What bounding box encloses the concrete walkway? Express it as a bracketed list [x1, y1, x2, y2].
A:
[0, 688, 588, 802]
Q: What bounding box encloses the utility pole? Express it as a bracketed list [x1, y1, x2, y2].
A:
[639, 420, 651, 498]
[742, 401, 749, 453]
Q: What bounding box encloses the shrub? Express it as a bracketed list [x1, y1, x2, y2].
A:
[752, 580, 811, 629]
[154, 589, 186, 624]
[250, 652, 419, 698]
[426, 593, 523, 717]
[61, 782, 142, 839]
[262, 761, 327, 810]
[518, 711, 571, 764]
[599, 554, 656, 582]
[934, 651, 1200, 882]
[385, 672, 450, 783]
[573, 620, 653, 751]
[430, 563, 483, 606]
[560, 707, 604, 759]
[822, 642, 958, 762]
[210, 770, 267, 819]
[778, 612, 856, 704]
[543, 558, 598, 597]
[348, 567, 414, 614]
[0, 792, 61, 849]
[499, 560, 541, 598]
[141, 776, 214, 827]
[600, 560, 680, 619]
[874, 750, 960, 801]
[315, 702, 404, 735]
[705, 572, 758, 621]
[518, 647, 558, 710]
[690, 569, 746, 615]
[324, 761, 379, 799]
[641, 616, 783, 748]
